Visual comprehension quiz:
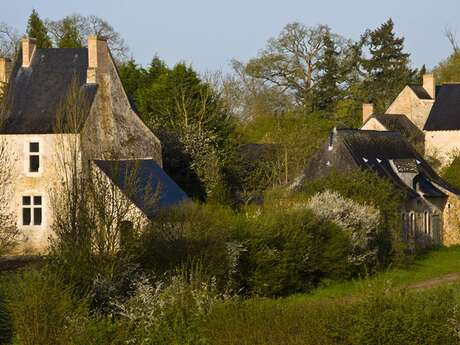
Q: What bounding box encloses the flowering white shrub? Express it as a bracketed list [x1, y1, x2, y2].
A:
[113, 269, 224, 343]
[307, 190, 381, 266]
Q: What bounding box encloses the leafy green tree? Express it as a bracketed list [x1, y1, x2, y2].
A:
[434, 52, 460, 84]
[441, 155, 460, 189]
[57, 17, 83, 48]
[360, 19, 415, 112]
[26, 9, 52, 48]
[120, 57, 233, 200]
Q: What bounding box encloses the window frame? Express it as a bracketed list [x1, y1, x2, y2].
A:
[21, 194, 43, 227]
[24, 139, 43, 176]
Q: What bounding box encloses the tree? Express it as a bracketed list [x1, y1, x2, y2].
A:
[26, 9, 52, 48]
[47, 14, 129, 62]
[0, 22, 19, 59]
[243, 23, 336, 108]
[360, 19, 416, 112]
[312, 31, 342, 112]
[120, 57, 233, 200]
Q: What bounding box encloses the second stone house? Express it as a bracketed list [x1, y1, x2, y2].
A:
[361, 73, 460, 165]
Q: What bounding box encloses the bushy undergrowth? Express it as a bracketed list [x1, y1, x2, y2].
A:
[201, 283, 460, 345]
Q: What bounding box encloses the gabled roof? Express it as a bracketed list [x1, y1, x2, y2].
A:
[366, 114, 424, 141]
[408, 85, 433, 100]
[94, 159, 188, 219]
[1, 48, 97, 134]
[424, 84, 460, 131]
[302, 129, 459, 198]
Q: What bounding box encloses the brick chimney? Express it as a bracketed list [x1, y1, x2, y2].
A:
[362, 103, 374, 124]
[423, 73, 436, 99]
[21, 37, 36, 68]
[87, 35, 109, 84]
[0, 57, 11, 84]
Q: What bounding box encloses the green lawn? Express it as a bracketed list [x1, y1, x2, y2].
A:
[287, 245, 460, 302]
[200, 246, 460, 345]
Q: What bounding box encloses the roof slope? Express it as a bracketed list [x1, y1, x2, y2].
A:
[94, 159, 188, 218]
[424, 84, 460, 131]
[302, 129, 459, 198]
[409, 85, 432, 100]
[1, 48, 97, 134]
[367, 114, 424, 141]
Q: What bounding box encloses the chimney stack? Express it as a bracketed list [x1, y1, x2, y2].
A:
[423, 73, 436, 99]
[362, 103, 374, 124]
[21, 37, 36, 68]
[0, 57, 11, 84]
[87, 35, 109, 84]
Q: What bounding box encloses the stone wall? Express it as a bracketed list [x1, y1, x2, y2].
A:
[0, 133, 80, 254]
[386, 86, 434, 130]
[424, 130, 460, 166]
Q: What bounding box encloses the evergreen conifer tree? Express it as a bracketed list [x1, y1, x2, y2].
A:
[26, 9, 52, 48]
[361, 19, 415, 112]
[313, 31, 342, 113]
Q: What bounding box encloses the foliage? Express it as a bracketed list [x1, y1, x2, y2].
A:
[441, 154, 460, 189]
[307, 190, 381, 268]
[119, 58, 233, 200]
[359, 18, 417, 112]
[3, 267, 86, 345]
[114, 266, 220, 344]
[26, 9, 52, 48]
[434, 51, 460, 84]
[242, 207, 351, 297]
[202, 283, 459, 345]
[302, 170, 406, 266]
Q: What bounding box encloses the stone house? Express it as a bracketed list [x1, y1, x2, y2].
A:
[361, 73, 460, 165]
[298, 128, 460, 246]
[0, 36, 187, 253]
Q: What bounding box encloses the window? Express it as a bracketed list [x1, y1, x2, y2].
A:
[409, 212, 416, 237]
[29, 142, 40, 172]
[22, 195, 42, 226]
[424, 212, 431, 235]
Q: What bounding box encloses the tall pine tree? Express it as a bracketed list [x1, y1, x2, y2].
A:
[313, 31, 342, 113]
[360, 19, 415, 112]
[26, 9, 52, 48]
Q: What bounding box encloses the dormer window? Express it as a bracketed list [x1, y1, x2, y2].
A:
[29, 142, 40, 172]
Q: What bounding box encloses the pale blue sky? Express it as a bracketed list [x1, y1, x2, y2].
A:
[3, 0, 460, 73]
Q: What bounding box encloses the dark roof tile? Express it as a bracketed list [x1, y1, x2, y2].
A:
[94, 159, 188, 219]
[1, 48, 96, 134]
[424, 84, 460, 131]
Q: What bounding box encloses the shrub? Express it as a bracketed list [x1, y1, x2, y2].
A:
[307, 190, 381, 269]
[137, 202, 247, 292]
[3, 267, 86, 345]
[302, 170, 406, 267]
[242, 208, 351, 297]
[114, 265, 221, 344]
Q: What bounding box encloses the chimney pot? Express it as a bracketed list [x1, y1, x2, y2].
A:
[21, 37, 37, 68]
[362, 103, 374, 124]
[423, 73, 436, 99]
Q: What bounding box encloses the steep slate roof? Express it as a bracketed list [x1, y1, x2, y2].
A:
[94, 159, 188, 218]
[408, 85, 432, 100]
[302, 129, 459, 199]
[367, 114, 424, 141]
[1, 48, 97, 134]
[424, 84, 460, 131]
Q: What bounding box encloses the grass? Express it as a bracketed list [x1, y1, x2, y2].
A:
[200, 246, 460, 345]
[291, 245, 460, 301]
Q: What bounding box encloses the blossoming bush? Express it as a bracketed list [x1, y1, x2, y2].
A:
[307, 190, 381, 268]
